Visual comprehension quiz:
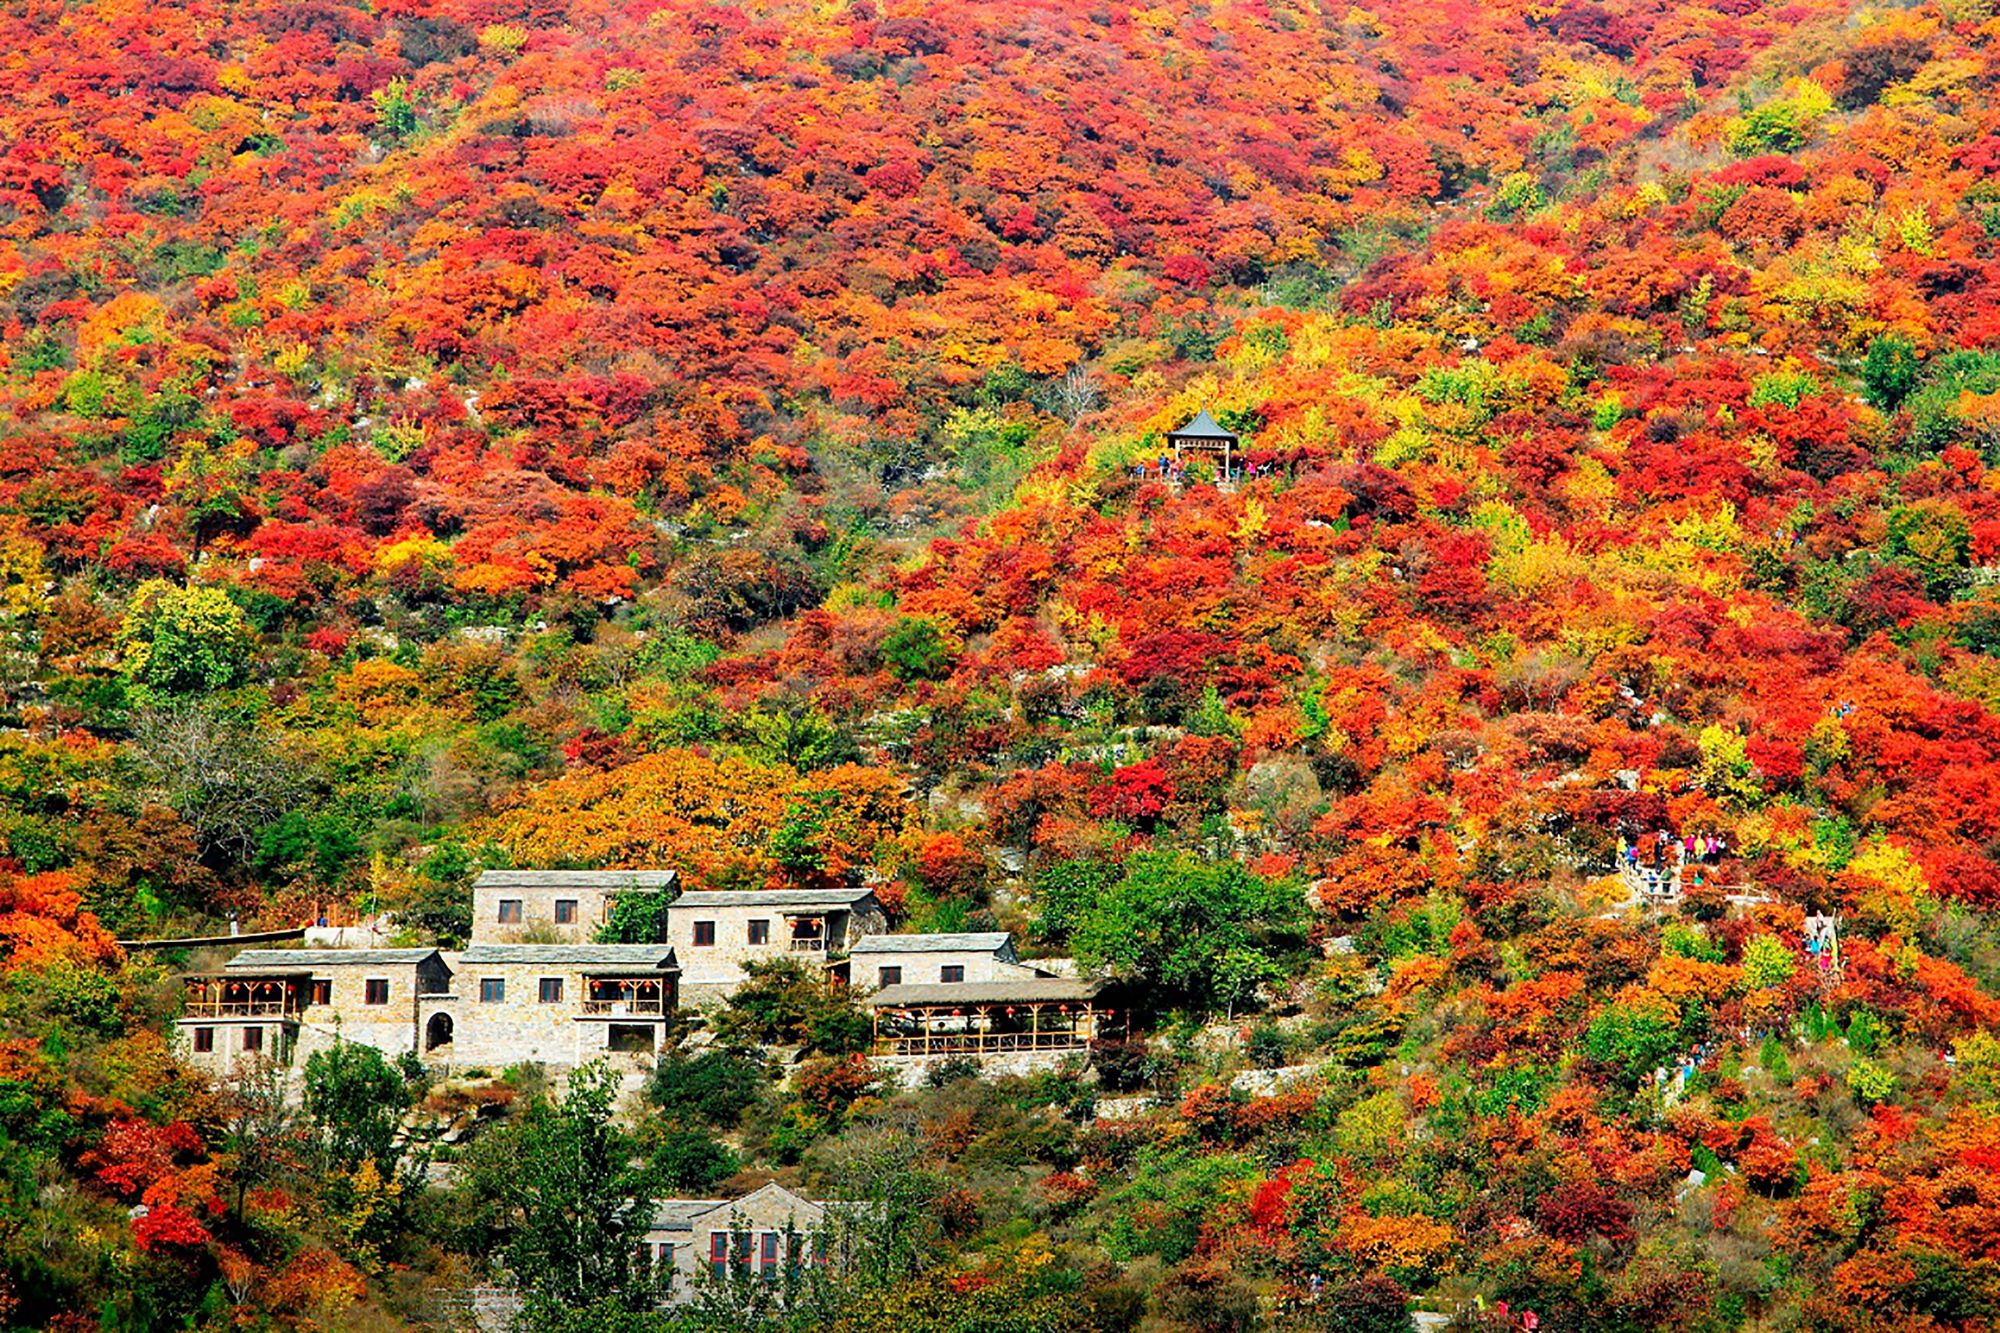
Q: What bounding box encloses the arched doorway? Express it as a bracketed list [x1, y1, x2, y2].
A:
[425, 1011, 453, 1051]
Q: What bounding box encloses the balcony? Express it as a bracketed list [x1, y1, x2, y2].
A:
[181, 998, 300, 1019]
[579, 997, 670, 1017]
[788, 937, 827, 953]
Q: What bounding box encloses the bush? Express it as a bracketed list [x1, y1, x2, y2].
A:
[648, 1049, 768, 1128]
[1863, 333, 1921, 409]
[1247, 1024, 1292, 1069]
[879, 615, 958, 682]
[1094, 1037, 1164, 1094]
[651, 1126, 738, 1192]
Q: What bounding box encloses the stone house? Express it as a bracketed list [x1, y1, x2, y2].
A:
[471, 869, 678, 945]
[666, 889, 886, 1005]
[844, 931, 1056, 990]
[639, 1182, 840, 1301]
[177, 948, 449, 1076]
[440, 943, 680, 1067]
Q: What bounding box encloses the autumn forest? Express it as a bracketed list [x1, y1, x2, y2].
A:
[9, 0, 2000, 1328]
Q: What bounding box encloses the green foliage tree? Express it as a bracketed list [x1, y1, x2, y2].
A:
[596, 890, 674, 944]
[649, 1048, 769, 1128]
[1742, 934, 1796, 989]
[1583, 1003, 1682, 1084]
[712, 956, 873, 1055]
[1070, 851, 1307, 1015]
[302, 1040, 413, 1175]
[1862, 333, 1921, 409]
[464, 1061, 660, 1316]
[652, 1125, 738, 1192]
[879, 616, 957, 682]
[116, 580, 256, 699]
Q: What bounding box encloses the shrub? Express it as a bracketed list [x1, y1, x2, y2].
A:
[648, 1049, 768, 1128]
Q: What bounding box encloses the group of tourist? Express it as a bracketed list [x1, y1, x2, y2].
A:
[1620, 829, 1729, 872]
[1129, 456, 1289, 484]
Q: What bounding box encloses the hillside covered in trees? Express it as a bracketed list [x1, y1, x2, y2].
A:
[11, 0, 2000, 1328]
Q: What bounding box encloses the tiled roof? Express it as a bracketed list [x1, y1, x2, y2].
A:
[457, 944, 678, 968]
[848, 932, 1013, 954]
[473, 870, 679, 890]
[667, 889, 875, 909]
[224, 948, 440, 970]
[865, 977, 1104, 1007]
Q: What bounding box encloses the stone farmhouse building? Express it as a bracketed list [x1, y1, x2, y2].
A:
[427, 943, 680, 1066]
[471, 869, 678, 944]
[179, 948, 451, 1076]
[665, 888, 886, 1005]
[844, 931, 1050, 989]
[639, 1182, 841, 1301]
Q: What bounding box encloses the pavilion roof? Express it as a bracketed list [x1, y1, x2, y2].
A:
[1166, 409, 1238, 443]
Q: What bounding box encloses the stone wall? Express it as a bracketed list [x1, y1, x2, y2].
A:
[471, 883, 625, 945]
[668, 901, 883, 995]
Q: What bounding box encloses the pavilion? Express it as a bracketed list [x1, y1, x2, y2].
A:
[863, 976, 1108, 1058]
[1167, 409, 1239, 475]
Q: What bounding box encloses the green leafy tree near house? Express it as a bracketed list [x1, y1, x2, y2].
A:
[1071, 850, 1308, 1016]
[463, 1061, 662, 1319]
[302, 1041, 414, 1176]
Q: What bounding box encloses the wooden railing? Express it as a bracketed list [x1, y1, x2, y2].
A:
[579, 997, 669, 1016]
[182, 999, 299, 1019]
[788, 938, 826, 953]
[876, 1031, 1090, 1057]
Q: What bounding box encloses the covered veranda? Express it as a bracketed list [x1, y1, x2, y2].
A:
[864, 978, 1109, 1057]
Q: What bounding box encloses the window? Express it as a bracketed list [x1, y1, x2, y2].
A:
[364, 978, 389, 1005]
[539, 977, 564, 1004]
[554, 899, 577, 924]
[708, 1232, 728, 1279]
[878, 966, 902, 987]
[193, 1027, 214, 1053]
[497, 899, 523, 923]
[242, 1027, 264, 1052]
[747, 918, 770, 946]
[760, 1231, 780, 1281]
[310, 979, 331, 1005]
[940, 965, 965, 984]
[732, 1230, 751, 1274]
[693, 921, 715, 947]
[480, 978, 505, 1003]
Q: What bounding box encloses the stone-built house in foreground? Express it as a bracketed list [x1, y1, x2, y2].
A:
[178, 948, 450, 1077]
[438, 943, 680, 1066]
[639, 1182, 843, 1301]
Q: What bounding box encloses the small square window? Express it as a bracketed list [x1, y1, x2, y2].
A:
[364, 978, 389, 1005]
[555, 899, 577, 924]
[193, 1027, 214, 1053]
[480, 978, 505, 1003]
[878, 966, 902, 987]
[940, 965, 965, 984]
[310, 979, 331, 1005]
[693, 921, 715, 947]
[747, 919, 770, 946]
[539, 978, 564, 1004]
[498, 899, 523, 923]
[242, 1027, 264, 1052]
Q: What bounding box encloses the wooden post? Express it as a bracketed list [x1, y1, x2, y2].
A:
[872, 1007, 880, 1054]
[1030, 1004, 1041, 1049]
